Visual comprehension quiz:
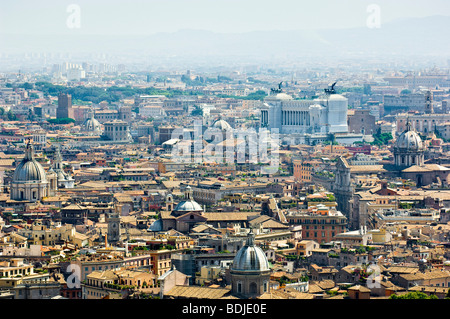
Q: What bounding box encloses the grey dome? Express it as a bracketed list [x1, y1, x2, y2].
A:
[82, 108, 102, 134]
[173, 186, 203, 212]
[83, 117, 101, 132]
[395, 122, 423, 151]
[148, 219, 162, 232]
[173, 199, 203, 212]
[212, 119, 232, 131]
[13, 143, 47, 183]
[231, 231, 270, 272]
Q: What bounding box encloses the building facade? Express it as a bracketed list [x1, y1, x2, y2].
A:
[10, 141, 57, 202]
[56, 93, 73, 119]
[285, 205, 348, 243]
[103, 120, 133, 143]
[260, 91, 348, 137]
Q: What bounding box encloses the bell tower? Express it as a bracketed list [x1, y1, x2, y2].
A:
[166, 194, 174, 212]
[107, 204, 121, 244]
[425, 91, 434, 114]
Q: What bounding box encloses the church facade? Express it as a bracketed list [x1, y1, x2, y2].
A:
[230, 230, 271, 298]
[391, 120, 450, 187]
[10, 140, 57, 202]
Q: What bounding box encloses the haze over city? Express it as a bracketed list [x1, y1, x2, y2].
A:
[0, 0, 450, 71]
[0, 0, 449, 309]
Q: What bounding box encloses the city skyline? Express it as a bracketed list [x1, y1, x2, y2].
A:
[0, 0, 449, 307]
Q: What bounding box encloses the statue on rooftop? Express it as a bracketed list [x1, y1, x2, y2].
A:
[325, 81, 338, 95]
[270, 81, 283, 94]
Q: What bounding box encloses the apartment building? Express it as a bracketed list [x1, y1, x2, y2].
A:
[285, 205, 347, 244]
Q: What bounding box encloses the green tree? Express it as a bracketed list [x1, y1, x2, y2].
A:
[7, 110, 16, 121]
[244, 90, 267, 101]
[47, 118, 75, 125]
[371, 128, 393, 146]
[191, 105, 203, 116]
[20, 82, 34, 90]
[389, 291, 438, 299]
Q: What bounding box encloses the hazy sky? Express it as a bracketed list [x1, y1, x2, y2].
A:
[0, 0, 449, 35]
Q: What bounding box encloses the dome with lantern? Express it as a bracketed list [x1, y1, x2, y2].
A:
[229, 229, 271, 298]
[394, 120, 424, 152]
[393, 120, 425, 168]
[82, 107, 102, 135]
[10, 140, 57, 201]
[172, 186, 203, 215]
[231, 230, 270, 273]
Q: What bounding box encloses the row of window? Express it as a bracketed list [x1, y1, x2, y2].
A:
[0, 267, 32, 277]
[304, 225, 337, 230]
[104, 126, 128, 131]
[304, 231, 336, 238]
[288, 218, 343, 225]
[85, 289, 106, 298]
[433, 282, 450, 287]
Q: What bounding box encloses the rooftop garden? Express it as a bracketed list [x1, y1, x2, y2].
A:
[307, 193, 335, 202]
[314, 171, 335, 179]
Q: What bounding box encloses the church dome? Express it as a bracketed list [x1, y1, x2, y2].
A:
[212, 119, 232, 131]
[173, 186, 203, 213]
[231, 231, 270, 273]
[395, 121, 424, 152]
[13, 143, 47, 183]
[83, 117, 102, 132]
[173, 200, 203, 212]
[82, 108, 102, 134]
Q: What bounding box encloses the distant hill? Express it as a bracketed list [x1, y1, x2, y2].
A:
[1, 15, 449, 59]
